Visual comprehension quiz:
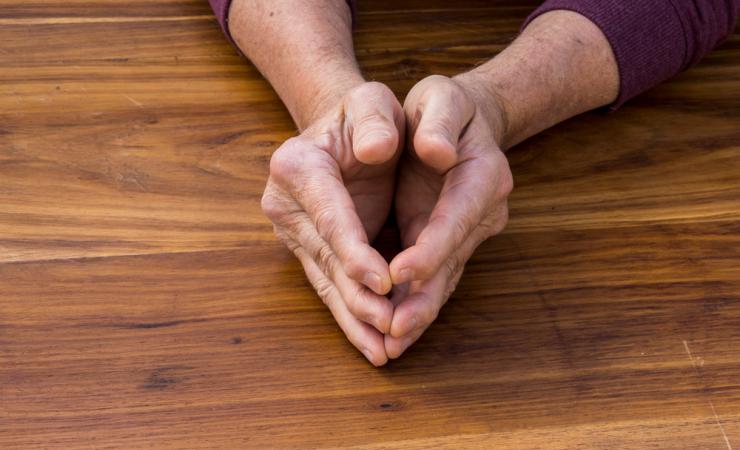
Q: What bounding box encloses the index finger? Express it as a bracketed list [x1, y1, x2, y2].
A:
[269, 137, 392, 295]
[390, 151, 510, 284]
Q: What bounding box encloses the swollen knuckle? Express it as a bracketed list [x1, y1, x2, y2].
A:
[420, 307, 439, 328]
[500, 168, 514, 198]
[260, 191, 282, 221]
[269, 139, 301, 182]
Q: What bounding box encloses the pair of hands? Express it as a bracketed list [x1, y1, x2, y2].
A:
[261, 75, 513, 366]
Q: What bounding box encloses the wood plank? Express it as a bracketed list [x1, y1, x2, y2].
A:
[1, 0, 739, 448]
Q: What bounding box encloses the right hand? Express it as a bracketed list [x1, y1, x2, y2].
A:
[261, 82, 404, 366]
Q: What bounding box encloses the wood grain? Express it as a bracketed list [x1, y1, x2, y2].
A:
[1, 1, 739, 448]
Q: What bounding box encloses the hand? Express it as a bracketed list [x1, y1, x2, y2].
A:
[261, 82, 404, 366]
[385, 75, 514, 358]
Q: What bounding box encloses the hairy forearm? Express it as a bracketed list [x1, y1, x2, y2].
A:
[228, 0, 363, 130]
[455, 10, 620, 150]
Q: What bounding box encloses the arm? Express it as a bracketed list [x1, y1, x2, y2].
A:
[467, 0, 740, 149]
[385, 4, 739, 358]
[456, 9, 620, 150]
[225, 0, 360, 130]
[209, 0, 404, 366]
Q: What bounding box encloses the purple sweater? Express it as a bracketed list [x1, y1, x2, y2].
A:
[208, 0, 739, 108]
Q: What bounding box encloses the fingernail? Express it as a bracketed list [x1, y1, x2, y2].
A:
[361, 348, 374, 363]
[364, 271, 383, 293]
[410, 316, 418, 330]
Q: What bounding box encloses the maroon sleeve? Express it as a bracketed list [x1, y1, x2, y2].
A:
[524, 0, 740, 108]
[208, 0, 356, 46]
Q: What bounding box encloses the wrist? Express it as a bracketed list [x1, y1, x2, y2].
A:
[295, 70, 366, 131]
[452, 72, 511, 151]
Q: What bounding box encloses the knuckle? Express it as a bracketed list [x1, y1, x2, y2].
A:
[444, 276, 461, 301]
[443, 265, 465, 301]
[499, 166, 514, 198]
[420, 117, 455, 139]
[313, 202, 340, 244]
[315, 242, 337, 275]
[443, 254, 461, 279]
[345, 290, 372, 324]
[269, 139, 302, 182]
[480, 203, 508, 238]
[341, 254, 364, 280]
[422, 74, 451, 87]
[272, 226, 297, 250]
[436, 212, 469, 243]
[348, 81, 392, 104]
[420, 305, 440, 329]
[354, 109, 394, 132]
[260, 190, 279, 220]
[313, 278, 334, 306]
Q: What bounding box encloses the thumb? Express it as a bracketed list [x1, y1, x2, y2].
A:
[346, 82, 403, 165]
[408, 76, 475, 173]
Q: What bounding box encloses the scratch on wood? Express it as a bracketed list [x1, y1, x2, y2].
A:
[683, 340, 733, 450]
[123, 94, 144, 108]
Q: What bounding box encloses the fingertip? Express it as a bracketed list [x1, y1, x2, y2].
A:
[390, 265, 414, 286]
[362, 270, 392, 296]
[390, 311, 418, 339]
[372, 296, 395, 335]
[343, 247, 392, 293]
[362, 346, 388, 367]
[413, 130, 457, 173]
[355, 130, 398, 165]
[384, 333, 416, 360]
[390, 247, 434, 285]
[389, 252, 413, 285]
[383, 335, 402, 360]
[346, 282, 395, 334]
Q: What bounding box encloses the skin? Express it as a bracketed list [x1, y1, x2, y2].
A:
[228, 0, 619, 365]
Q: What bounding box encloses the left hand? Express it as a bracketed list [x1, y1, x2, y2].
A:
[385, 75, 514, 358]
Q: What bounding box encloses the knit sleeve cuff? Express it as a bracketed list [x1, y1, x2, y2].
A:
[522, 0, 687, 109]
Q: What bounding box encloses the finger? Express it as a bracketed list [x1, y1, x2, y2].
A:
[292, 244, 388, 367]
[390, 152, 509, 284]
[346, 82, 404, 165]
[390, 225, 488, 338]
[273, 199, 394, 334]
[389, 267, 451, 339]
[384, 327, 425, 360]
[268, 143, 392, 295]
[407, 76, 475, 173]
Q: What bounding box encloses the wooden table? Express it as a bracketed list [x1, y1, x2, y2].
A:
[2, 1, 739, 448]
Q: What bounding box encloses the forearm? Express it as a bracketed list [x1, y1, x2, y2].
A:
[455, 10, 619, 150]
[228, 0, 363, 130]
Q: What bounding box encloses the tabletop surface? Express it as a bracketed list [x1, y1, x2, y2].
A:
[2, 1, 740, 448]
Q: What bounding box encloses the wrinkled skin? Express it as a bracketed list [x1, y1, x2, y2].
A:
[384, 75, 513, 359]
[262, 76, 514, 365]
[261, 82, 404, 366]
